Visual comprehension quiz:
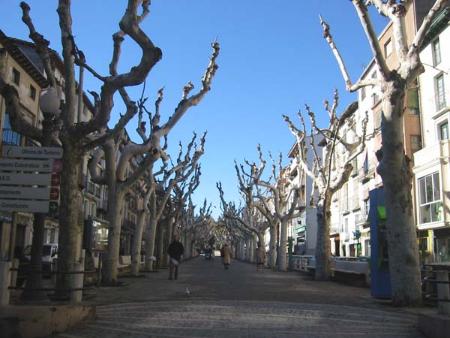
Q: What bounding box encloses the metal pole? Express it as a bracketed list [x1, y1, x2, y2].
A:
[8, 212, 17, 260]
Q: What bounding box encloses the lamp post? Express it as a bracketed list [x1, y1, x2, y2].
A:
[22, 87, 60, 301]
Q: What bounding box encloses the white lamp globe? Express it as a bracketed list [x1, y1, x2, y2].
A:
[40, 87, 60, 115]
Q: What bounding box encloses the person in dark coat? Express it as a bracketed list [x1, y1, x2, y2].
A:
[167, 234, 184, 280]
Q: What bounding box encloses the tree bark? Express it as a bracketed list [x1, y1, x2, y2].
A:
[278, 219, 288, 271]
[157, 225, 165, 269]
[102, 187, 124, 284]
[131, 210, 145, 276]
[22, 213, 46, 300]
[144, 217, 158, 271]
[378, 82, 421, 305]
[315, 196, 332, 280]
[56, 141, 83, 299]
[269, 225, 277, 269]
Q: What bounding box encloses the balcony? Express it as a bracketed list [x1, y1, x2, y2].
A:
[414, 142, 443, 169]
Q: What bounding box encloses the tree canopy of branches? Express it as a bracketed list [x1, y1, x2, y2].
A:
[284, 90, 367, 280]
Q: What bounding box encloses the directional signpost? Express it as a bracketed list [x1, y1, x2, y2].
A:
[0, 146, 62, 213]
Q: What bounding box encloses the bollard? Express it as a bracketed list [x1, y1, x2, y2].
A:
[0, 260, 12, 305]
[436, 270, 450, 315]
[70, 250, 85, 304]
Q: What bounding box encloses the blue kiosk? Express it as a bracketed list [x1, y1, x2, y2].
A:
[369, 188, 392, 299]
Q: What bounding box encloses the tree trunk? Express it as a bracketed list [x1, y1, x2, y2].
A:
[22, 213, 46, 300]
[102, 187, 124, 284]
[131, 211, 145, 276]
[269, 225, 277, 269]
[157, 225, 165, 269]
[56, 142, 83, 299]
[379, 83, 421, 306]
[315, 196, 332, 280]
[144, 217, 158, 271]
[166, 217, 174, 265]
[278, 219, 288, 271]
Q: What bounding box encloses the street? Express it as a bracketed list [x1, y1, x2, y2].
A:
[51, 258, 423, 338]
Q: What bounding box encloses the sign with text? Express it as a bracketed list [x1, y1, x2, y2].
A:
[0, 173, 51, 186]
[3, 146, 63, 159]
[0, 159, 54, 172]
[0, 186, 50, 200]
[0, 199, 49, 213]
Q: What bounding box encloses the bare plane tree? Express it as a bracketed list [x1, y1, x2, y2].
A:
[240, 145, 303, 271]
[283, 91, 367, 280]
[142, 133, 205, 272]
[320, 0, 447, 305]
[0, 0, 163, 298]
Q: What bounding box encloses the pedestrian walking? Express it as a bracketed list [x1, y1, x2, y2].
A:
[221, 243, 232, 269]
[167, 234, 184, 280]
[256, 243, 266, 272]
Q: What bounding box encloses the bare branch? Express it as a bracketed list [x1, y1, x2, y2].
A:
[320, 15, 381, 92]
[352, 0, 391, 75]
[20, 1, 55, 87]
[158, 42, 220, 135]
[409, 0, 448, 58]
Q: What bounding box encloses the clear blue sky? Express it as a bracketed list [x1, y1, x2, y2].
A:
[0, 0, 387, 218]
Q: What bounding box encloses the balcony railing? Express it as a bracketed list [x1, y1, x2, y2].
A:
[2, 128, 21, 146]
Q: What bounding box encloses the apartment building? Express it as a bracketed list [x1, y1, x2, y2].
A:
[413, 7, 450, 263]
[0, 30, 47, 258]
[329, 0, 436, 258]
[0, 30, 113, 259]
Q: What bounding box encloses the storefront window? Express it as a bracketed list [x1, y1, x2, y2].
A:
[436, 238, 450, 263]
[418, 172, 443, 224]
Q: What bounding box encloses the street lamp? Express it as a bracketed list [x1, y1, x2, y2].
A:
[39, 87, 60, 117]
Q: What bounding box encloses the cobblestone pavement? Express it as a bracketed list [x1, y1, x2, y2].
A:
[53, 258, 424, 338]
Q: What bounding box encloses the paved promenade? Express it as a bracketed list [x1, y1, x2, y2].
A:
[52, 257, 424, 337]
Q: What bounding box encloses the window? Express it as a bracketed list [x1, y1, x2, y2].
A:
[351, 158, 358, 176]
[432, 38, 441, 66]
[29, 85, 36, 100]
[342, 183, 349, 212]
[410, 135, 422, 152]
[363, 199, 370, 217]
[418, 172, 442, 224]
[435, 74, 446, 111]
[352, 180, 360, 210]
[439, 122, 449, 140]
[384, 38, 393, 57]
[12, 68, 20, 85]
[361, 87, 366, 101]
[363, 153, 369, 175]
[407, 84, 420, 115]
[2, 112, 21, 145]
[372, 92, 380, 106]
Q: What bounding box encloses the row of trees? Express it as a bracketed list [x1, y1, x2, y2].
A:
[218, 0, 448, 307]
[0, 0, 219, 299]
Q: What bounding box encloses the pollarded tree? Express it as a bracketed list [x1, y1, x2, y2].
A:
[143, 133, 205, 271]
[217, 173, 273, 263]
[283, 91, 367, 280]
[243, 145, 303, 271]
[170, 163, 203, 258]
[320, 0, 447, 305]
[0, 0, 163, 298]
